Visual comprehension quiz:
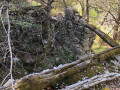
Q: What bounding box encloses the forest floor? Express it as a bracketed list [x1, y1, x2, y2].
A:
[0, 1, 120, 89]
[92, 36, 111, 52]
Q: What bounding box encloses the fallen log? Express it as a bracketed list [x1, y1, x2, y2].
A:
[6, 45, 120, 90]
[63, 73, 120, 90]
[85, 24, 119, 47]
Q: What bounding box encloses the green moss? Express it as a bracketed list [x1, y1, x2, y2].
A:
[86, 67, 96, 78]
[30, 1, 41, 6]
[102, 87, 111, 90]
[118, 67, 120, 71]
[104, 34, 119, 46]
[92, 35, 107, 52]
[66, 73, 82, 85]
[95, 66, 104, 72]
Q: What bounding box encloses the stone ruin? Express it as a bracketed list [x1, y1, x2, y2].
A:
[54, 7, 96, 58]
[12, 7, 95, 58]
[0, 6, 96, 80]
[1, 7, 96, 64]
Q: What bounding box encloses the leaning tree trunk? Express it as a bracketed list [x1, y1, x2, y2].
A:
[86, 24, 119, 47]
[6, 45, 120, 90]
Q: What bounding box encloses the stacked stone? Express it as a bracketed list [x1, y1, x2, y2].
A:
[8, 7, 96, 59]
[56, 8, 96, 57]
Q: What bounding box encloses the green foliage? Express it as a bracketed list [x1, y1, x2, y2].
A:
[67, 53, 73, 63]
[90, 9, 99, 17]
[2, 18, 7, 22]
[49, 58, 54, 63]
[9, 2, 30, 11]
[92, 35, 109, 52]
[15, 20, 33, 29]
[18, 2, 30, 7]
[30, 1, 41, 6]
[66, 49, 73, 63]
[89, 9, 99, 24]
[66, 41, 71, 45]
[10, 5, 18, 11]
[75, 5, 82, 15]
[14, 20, 42, 29]
[44, 58, 56, 69]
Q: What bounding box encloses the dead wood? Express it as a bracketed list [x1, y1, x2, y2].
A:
[63, 73, 120, 90]
[85, 24, 119, 47]
[6, 45, 120, 90]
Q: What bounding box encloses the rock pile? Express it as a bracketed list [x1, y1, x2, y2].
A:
[1, 7, 96, 63]
[55, 7, 96, 58]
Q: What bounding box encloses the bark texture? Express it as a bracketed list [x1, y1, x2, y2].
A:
[64, 73, 120, 90]
[7, 45, 120, 90]
[86, 24, 119, 47]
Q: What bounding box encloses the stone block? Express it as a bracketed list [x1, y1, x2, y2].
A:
[84, 27, 92, 34]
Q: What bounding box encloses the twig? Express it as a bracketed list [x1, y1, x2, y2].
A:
[0, 5, 7, 34]
[0, 7, 15, 90]
[63, 0, 67, 8]
[6, 8, 15, 90]
[0, 73, 10, 86]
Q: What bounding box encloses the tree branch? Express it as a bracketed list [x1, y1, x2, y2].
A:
[64, 73, 120, 89]
[7, 45, 120, 89]
[85, 24, 119, 47]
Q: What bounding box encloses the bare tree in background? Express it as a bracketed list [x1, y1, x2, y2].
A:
[86, 0, 89, 23]
[90, 0, 120, 40]
[76, 0, 89, 23]
[113, 4, 120, 40]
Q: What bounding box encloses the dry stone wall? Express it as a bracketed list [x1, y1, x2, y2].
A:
[0, 7, 96, 80]
[54, 8, 96, 58]
[3, 7, 96, 61]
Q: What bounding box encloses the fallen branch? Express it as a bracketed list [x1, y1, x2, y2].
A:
[64, 73, 120, 90]
[6, 45, 120, 89]
[0, 6, 15, 90]
[85, 24, 119, 47]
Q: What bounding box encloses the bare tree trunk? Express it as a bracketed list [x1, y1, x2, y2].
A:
[101, 12, 108, 25]
[113, 23, 119, 40]
[79, 0, 86, 17]
[86, 24, 119, 47]
[63, 0, 67, 8]
[45, 0, 54, 55]
[113, 7, 120, 40]
[86, 0, 89, 23]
